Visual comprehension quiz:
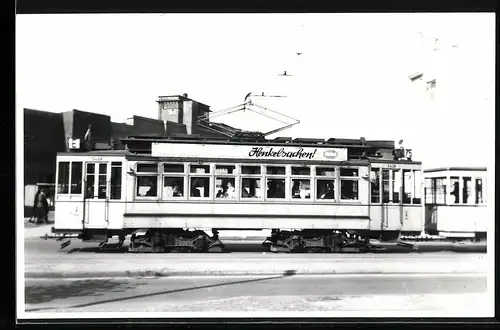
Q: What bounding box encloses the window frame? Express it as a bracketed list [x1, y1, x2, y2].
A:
[56, 161, 84, 197]
[188, 163, 212, 200]
[214, 163, 238, 201]
[110, 161, 123, 200]
[161, 162, 187, 201]
[290, 165, 312, 201]
[315, 166, 337, 202]
[135, 162, 160, 199]
[264, 165, 287, 201]
[240, 165, 264, 200]
[339, 166, 360, 202]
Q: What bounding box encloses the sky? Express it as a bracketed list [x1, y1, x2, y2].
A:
[16, 13, 495, 169]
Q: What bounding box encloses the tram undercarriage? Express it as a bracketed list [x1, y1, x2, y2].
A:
[263, 229, 377, 253]
[63, 228, 395, 253]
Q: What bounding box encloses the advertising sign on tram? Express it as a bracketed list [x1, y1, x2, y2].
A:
[151, 143, 348, 162]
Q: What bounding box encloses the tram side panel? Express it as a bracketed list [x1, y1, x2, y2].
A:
[429, 205, 488, 236]
[122, 202, 371, 231]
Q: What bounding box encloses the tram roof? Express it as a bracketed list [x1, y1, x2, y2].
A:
[423, 166, 487, 173]
[119, 135, 396, 149]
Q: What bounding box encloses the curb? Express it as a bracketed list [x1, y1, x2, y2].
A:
[24, 269, 486, 279]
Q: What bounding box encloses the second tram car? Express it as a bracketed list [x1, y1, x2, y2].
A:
[423, 167, 487, 241]
[52, 136, 425, 252]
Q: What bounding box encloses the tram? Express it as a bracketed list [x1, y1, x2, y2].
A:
[51, 135, 425, 252]
[423, 167, 488, 241]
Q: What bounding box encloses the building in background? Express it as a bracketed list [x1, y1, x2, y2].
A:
[23, 94, 224, 215]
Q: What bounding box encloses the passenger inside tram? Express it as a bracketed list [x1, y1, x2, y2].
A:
[172, 182, 183, 197]
[267, 180, 285, 198]
[216, 180, 236, 199]
[318, 182, 335, 199]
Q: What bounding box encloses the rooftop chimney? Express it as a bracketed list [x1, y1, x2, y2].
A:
[183, 93, 188, 98]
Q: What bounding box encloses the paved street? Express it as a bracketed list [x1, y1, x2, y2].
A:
[21, 224, 492, 317]
[24, 273, 488, 313]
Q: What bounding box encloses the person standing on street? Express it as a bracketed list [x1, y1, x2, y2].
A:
[36, 189, 49, 224]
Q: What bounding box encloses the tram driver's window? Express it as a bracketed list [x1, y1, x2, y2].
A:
[450, 177, 459, 204]
[163, 177, 184, 198]
[136, 176, 158, 197]
[267, 179, 285, 199]
[216, 178, 236, 199]
[413, 170, 422, 204]
[190, 177, 210, 198]
[57, 162, 70, 194]
[241, 178, 261, 198]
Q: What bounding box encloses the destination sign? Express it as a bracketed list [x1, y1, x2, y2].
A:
[152, 143, 348, 162]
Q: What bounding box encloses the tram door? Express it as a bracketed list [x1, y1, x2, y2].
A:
[381, 168, 403, 234]
[83, 162, 109, 229]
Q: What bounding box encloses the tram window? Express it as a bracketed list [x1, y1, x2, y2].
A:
[340, 180, 358, 200]
[136, 176, 158, 197]
[266, 166, 285, 175]
[475, 179, 484, 204]
[392, 170, 401, 203]
[163, 177, 184, 198]
[57, 162, 70, 194]
[266, 179, 286, 199]
[190, 164, 210, 174]
[317, 179, 335, 200]
[137, 163, 158, 173]
[85, 163, 95, 199]
[292, 166, 310, 176]
[215, 177, 236, 199]
[382, 169, 390, 203]
[190, 177, 210, 197]
[110, 162, 122, 200]
[462, 177, 472, 204]
[291, 179, 311, 199]
[241, 178, 261, 198]
[242, 166, 261, 175]
[450, 177, 459, 204]
[316, 167, 335, 177]
[70, 162, 83, 194]
[435, 178, 446, 204]
[215, 165, 236, 175]
[340, 168, 358, 177]
[425, 178, 434, 204]
[402, 170, 412, 204]
[98, 164, 107, 199]
[413, 170, 422, 204]
[370, 168, 380, 203]
[163, 164, 184, 173]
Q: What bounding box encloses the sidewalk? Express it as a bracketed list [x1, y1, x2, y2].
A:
[23, 211, 55, 238]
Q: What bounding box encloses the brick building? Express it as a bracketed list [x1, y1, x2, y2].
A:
[23, 94, 223, 215]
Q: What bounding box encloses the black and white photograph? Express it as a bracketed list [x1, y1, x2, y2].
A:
[16, 12, 495, 320]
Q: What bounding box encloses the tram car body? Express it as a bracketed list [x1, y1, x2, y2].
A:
[423, 167, 487, 241]
[53, 136, 424, 252]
